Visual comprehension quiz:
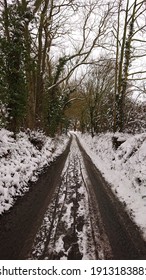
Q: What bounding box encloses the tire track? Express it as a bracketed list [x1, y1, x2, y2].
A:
[0, 140, 71, 260]
[77, 135, 146, 260]
[28, 137, 98, 259]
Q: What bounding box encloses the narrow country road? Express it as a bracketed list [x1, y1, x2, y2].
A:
[0, 135, 146, 260]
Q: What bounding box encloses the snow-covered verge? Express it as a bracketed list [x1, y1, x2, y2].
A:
[0, 129, 69, 215]
[76, 131, 146, 240]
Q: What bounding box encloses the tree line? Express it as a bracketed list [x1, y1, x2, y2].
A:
[0, 0, 146, 136]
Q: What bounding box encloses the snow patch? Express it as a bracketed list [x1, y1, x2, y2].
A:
[0, 128, 69, 215]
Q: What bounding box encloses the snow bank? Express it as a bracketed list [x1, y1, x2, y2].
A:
[0, 129, 69, 215]
[76, 131, 146, 240]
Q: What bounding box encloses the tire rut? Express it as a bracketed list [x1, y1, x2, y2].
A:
[77, 136, 146, 260]
[0, 139, 71, 260]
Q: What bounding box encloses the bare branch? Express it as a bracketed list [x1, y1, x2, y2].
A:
[128, 70, 146, 76]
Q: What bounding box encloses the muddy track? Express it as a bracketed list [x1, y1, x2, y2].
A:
[28, 135, 146, 260]
[28, 146, 97, 260]
[0, 135, 146, 260]
[0, 140, 71, 260]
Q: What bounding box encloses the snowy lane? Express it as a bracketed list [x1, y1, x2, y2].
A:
[0, 135, 145, 260]
[29, 136, 108, 260]
[28, 135, 146, 260]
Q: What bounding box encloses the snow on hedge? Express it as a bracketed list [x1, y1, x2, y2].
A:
[76, 131, 146, 240]
[0, 129, 69, 215]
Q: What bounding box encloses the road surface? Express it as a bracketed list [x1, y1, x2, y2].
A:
[0, 135, 146, 259]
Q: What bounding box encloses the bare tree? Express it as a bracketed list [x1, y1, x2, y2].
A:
[77, 58, 115, 136]
[113, 0, 146, 132]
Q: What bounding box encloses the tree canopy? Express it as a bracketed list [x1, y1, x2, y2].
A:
[0, 0, 146, 135]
